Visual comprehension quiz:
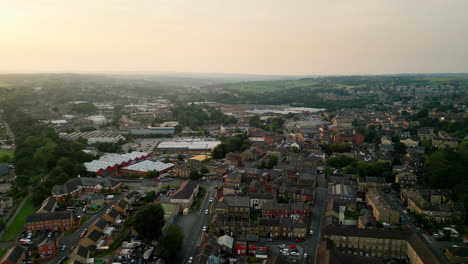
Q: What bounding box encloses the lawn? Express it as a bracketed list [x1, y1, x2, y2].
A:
[1, 197, 36, 241]
[0, 248, 7, 259]
[0, 83, 10, 88]
[0, 149, 14, 159]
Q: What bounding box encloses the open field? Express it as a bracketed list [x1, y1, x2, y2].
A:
[0, 83, 10, 88]
[228, 79, 318, 93]
[1, 197, 36, 241]
[0, 149, 14, 159]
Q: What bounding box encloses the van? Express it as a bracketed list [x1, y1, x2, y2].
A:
[106, 195, 115, 199]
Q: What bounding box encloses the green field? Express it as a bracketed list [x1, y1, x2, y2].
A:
[0, 248, 7, 259]
[414, 77, 468, 82]
[0, 149, 14, 159]
[229, 79, 318, 93]
[0, 83, 10, 88]
[1, 197, 36, 241]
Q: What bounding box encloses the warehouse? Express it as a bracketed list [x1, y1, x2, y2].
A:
[155, 139, 221, 154]
[84, 152, 151, 176]
[120, 160, 175, 176]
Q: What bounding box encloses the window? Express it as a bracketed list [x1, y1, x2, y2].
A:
[48, 251, 52, 255]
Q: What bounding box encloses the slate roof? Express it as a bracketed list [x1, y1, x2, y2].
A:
[76, 245, 89, 258]
[171, 181, 199, 200]
[94, 218, 109, 230]
[51, 177, 121, 195]
[42, 197, 57, 212]
[107, 208, 121, 219]
[26, 211, 72, 223]
[223, 196, 250, 208]
[86, 229, 103, 242]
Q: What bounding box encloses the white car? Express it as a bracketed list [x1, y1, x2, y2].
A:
[27, 232, 32, 239]
[202, 226, 207, 232]
[304, 253, 308, 259]
[205, 209, 209, 215]
[309, 230, 314, 235]
[279, 244, 286, 249]
[188, 257, 193, 263]
[209, 198, 213, 203]
[282, 251, 289, 256]
[290, 251, 300, 256]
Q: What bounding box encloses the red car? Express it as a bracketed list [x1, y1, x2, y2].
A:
[122, 189, 127, 192]
[294, 239, 303, 243]
[406, 225, 412, 230]
[80, 229, 88, 238]
[154, 178, 159, 181]
[289, 244, 296, 249]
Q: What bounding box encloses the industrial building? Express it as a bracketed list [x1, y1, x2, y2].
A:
[155, 139, 221, 154]
[84, 152, 151, 177]
[119, 160, 175, 176]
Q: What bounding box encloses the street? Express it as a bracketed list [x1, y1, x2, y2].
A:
[175, 180, 220, 264]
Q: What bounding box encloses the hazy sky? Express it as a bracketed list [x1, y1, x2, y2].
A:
[1, 0, 467, 75]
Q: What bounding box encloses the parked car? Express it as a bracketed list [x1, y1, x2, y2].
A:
[309, 230, 314, 235]
[294, 239, 303, 243]
[61, 244, 67, 251]
[188, 257, 193, 263]
[48, 232, 52, 238]
[205, 209, 209, 215]
[27, 232, 32, 239]
[20, 239, 33, 245]
[304, 253, 308, 258]
[279, 244, 286, 249]
[405, 225, 412, 230]
[289, 244, 296, 249]
[209, 197, 213, 203]
[290, 251, 300, 256]
[202, 226, 207, 232]
[80, 229, 88, 238]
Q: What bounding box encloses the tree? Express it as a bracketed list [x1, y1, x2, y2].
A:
[177, 153, 184, 161]
[143, 191, 156, 203]
[200, 166, 209, 174]
[146, 170, 160, 178]
[324, 167, 333, 178]
[31, 184, 51, 206]
[128, 203, 165, 241]
[267, 155, 279, 169]
[326, 156, 356, 168]
[292, 146, 299, 153]
[189, 170, 201, 180]
[393, 142, 407, 155]
[157, 224, 184, 262]
[241, 186, 249, 193]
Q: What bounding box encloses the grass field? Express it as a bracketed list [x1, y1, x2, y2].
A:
[414, 77, 468, 82]
[229, 79, 318, 93]
[1, 197, 36, 241]
[0, 83, 10, 88]
[0, 149, 14, 159]
[0, 248, 7, 259]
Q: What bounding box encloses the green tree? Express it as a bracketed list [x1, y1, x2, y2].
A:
[292, 146, 299, 153]
[146, 170, 160, 178]
[189, 170, 201, 180]
[324, 167, 333, 178]
[157, 224, 184, 263]
[143, 191, 156, 203]
[177, 153, 184, 161]
[393, 142, 407, 155]
[128, 203, 165, 240]
[241, 186, 249, 193]
[267, 155, 279, 169]
[200, 166, 209, 174]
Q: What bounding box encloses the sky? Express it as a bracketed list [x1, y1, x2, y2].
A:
[1, 0, 467, 75]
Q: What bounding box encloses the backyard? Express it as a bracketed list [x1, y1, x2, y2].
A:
[1, 197, 36, 241]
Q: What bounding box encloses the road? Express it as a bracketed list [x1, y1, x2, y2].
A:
[175, 180, 220, 264]
[45, 193, 126, 264]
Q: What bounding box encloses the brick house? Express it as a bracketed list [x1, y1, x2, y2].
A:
[114, 199, 130, 215]
[333, 134, 365, 144]
[51, 177, 123, 203]
[25, 211, 73, 232]
[38, 237, 59, 257]
[262, 202, 310, 219]
[102, 209, 122, 225]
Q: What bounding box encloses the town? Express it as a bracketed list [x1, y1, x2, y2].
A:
[0, 74, 467, 264]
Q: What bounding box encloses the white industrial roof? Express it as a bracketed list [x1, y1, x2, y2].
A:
[156, 140, 221, 150]
[123, 160, 174, 173]
[84, 152, 150, 172]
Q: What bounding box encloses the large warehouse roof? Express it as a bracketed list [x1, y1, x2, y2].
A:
[84, 152, 150, 173]
[122, 160, 174, 173]
[156, 140, 221, 150]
